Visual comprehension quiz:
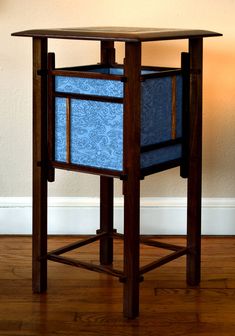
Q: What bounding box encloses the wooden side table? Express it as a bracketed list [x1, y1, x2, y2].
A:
[12, 27, 222, 318]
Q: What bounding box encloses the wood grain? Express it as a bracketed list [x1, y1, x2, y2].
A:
[47, 52, 55, 182]
[187, 38, 203, 286]
[32, 37, 48, 293]
[0, 236, 235, 335]
[12, 27, 222, 42]
[123, 42, 141, 318]
[98, 43, 115, 266]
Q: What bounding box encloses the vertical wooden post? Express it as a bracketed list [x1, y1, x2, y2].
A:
[100, 40, 115, 65]
[47, 52, 55, 182]
[123, 42, 141, 319]
[32, 37, 48, 293]
[99, 41, 115, 265]
[99, 176, 114, 265]
[187, 38, 203, 286]
[180, 52, 190, 179]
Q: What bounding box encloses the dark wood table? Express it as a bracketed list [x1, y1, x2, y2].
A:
[12, 27, 222, 318]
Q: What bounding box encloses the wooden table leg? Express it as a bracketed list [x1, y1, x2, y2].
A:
[32, 37, 48, 293]
[123, 42, 141, 319]
[98, 41, 116, 266]
[99, 176, 114, 265]
[187, 38, 203, 286]
[123, 176, 140, 319]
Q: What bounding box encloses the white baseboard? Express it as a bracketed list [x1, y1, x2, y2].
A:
[0, 197, 234, 235]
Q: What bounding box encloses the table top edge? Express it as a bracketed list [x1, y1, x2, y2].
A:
[11, 27, 223, 42]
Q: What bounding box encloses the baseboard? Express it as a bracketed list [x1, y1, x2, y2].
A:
[0, 197, 234, 235]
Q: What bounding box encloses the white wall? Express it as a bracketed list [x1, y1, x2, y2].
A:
[0, 0, 234, 233]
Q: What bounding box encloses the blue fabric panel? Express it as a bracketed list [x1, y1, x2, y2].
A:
[55, 98, 67, 162]
[141, 75, 183, 146]
[70, 99, 123, 171]
[86, 68, 110, 74]
[86, 68, 122, 75]
[141, 144, 182, 168]
[55, 76, 123, 98]
[141, 77, 172, 146]
[54, 70, 183, 171]
[86, 68, 156, 75]
[176, 75, 183, 138]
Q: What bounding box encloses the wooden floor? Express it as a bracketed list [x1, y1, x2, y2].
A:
[0, 236, 235, 335]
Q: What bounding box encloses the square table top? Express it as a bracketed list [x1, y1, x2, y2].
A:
[12, 26, 222, 42]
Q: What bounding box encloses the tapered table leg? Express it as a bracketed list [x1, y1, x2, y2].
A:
[187, 38, 203, 286]
[32, 37, 48, 293]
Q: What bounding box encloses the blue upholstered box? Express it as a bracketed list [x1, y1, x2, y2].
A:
[54, 67, 183, 171]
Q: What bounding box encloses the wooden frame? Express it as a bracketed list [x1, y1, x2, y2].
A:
[47, 61, 185, 180]
[32, 37, 202, 317]
[122, 41, 142, 318]
[98, 41, 116, 266]
[32, 37, 48, 293]
[32, 36, 202, 318]
[186, 38, 203, 285]
[12, 26, 221, 319]
[46, 232, 188, 282]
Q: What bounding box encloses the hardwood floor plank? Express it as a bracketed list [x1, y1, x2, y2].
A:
[0, 236, 235, 335]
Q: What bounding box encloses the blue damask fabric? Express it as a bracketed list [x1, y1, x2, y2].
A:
[85, 67, 156, 76]
[141, 145, 182, 168]
[140, 75, 183, 167]
[141, 77, 172, 145]
[55, 76, 123, 98]
[141, 75, 182, 145]
[176, 75, 183, 138]
[55, 98, 67, 162]
[55, 98, 123, 171]
[54, 68, 183, 171]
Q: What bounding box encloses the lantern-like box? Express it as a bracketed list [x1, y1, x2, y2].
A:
[53, 65, 183, 172]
